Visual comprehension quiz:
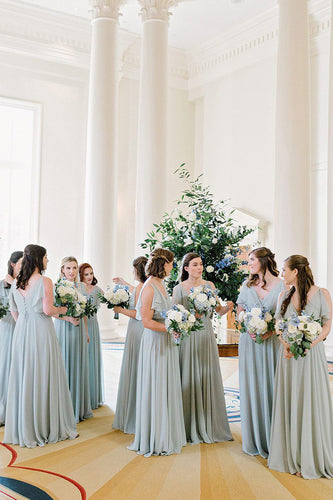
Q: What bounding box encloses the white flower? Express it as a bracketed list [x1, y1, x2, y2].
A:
[196, 293, 207, 304]
[169, 310, 182, 323]
[238, 311, 245, 322]
[316, 322, 322, 333]
[188, 314, 196, 323]
[223, 273, 229, 282]
[209, 297, 217, 306]
[251, 307, 262, 317]
[212, 238, 218, 244]
[188, 212, 196, 221]
[298, 322, 305, 331]
[264, 312, 272, 322]
[287, 324, 297, 334]
[155, 243, 162, 249]
[307, 323, 318, 336]
[184, 237, 193, 246]
[206, 265, 214, 273]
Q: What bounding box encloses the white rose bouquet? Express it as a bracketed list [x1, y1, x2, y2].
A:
[54, 279, 88, 320]
[0, 300, 9, 319]
[188, 284, 219, 316]
[276, 312, 322, 359]
[98, 284, 130, 319]
[163, 304, 203, 345]
[237, 306, 275, 344]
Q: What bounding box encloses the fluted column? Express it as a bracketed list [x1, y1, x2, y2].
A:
[325, 1, 333, 359]
[135, 0, 177, 247]
[274, 0, 310, 264]
[84, 0, 124, 287]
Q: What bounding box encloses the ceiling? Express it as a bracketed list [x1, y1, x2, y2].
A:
[15, 0, 278, 50]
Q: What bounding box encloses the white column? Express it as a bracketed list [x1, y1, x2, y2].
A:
[274, 0, 310, 264]
[84, 0, 124, 286]
[325, 0, 333, 360]
[135, 0, 177, 247]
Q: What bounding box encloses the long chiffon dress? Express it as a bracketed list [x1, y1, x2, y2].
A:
[54, 282, 93, 423]
[128, 280, 186, 456]
[268, 289, 333, 479]
[113, 287, 144, 433]
[3, 277, 77, 447]
[237, 280, 284, 458]
[85, 285, 104, 409]
[173, 283, 232, 444]
[0, 280, 15, 425]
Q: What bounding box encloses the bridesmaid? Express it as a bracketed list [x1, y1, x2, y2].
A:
[79, 263, 104, 410]
[0, 251, 23, 425]
[113, 256, 148, 433]
[268, 255, 333, 478]
[54, 256, 93, 423]
[173, 252, 233, 444]
[128, 248, 186, 456]
[236, 247, 284, 458]
[4, 244, 77, 447]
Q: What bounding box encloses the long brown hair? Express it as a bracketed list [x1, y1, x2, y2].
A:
[133, 256, 148, 283]
[179, 253, 201, 282]
[5, 250, 23, 289]
[16, 245, 46, 290]
[247, 247, 279, 288]
[145, 248, 174, 279]
[280, 255, 314, 317]
[79, 263, 97, 285]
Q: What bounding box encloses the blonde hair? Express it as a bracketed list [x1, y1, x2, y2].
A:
[59, 256, 79, 284]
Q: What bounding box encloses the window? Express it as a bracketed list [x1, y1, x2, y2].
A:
[0, 97, 41, 274]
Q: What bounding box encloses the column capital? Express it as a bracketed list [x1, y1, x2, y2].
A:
[138, 0, 178, 23]
[89, 0, 125, 21]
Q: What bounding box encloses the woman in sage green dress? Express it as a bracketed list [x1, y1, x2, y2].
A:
[4, 245, 77, 447]
[268, 255, 333, 479]
[128, 248, 186, 456]
[79, 263, 104, 409]
[54, 256, 93, 423]
[0, 251, 23, 425]
[113, 256, 147, 434]
[237, 247, 284, 458]
[173, 252, 233, 444]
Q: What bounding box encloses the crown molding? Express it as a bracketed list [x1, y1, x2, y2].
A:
[0, 0, 331, 92]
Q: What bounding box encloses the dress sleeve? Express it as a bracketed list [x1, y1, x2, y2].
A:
[236, 282, 248, 306]
[319, 289, 331, 323]
[172, 284, 183, 306]
[9, 287, 17, 312]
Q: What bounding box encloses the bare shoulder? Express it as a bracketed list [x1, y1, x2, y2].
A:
[43, 276, 53, 287]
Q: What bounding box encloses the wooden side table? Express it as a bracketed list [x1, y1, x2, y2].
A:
[216, 329, 240, 357]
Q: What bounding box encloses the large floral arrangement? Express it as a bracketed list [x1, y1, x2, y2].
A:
[0, 300, 9, 320]
[163, 304, 202, 345]
[140, 166, 253, 302]
[98, 284, 131, 319]
[54, 278, 88, 319]
[237, 306, 275, 344]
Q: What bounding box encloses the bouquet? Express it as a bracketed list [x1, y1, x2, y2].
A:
[0, 300, 9, 320]
[188, 284, 219, 316]
[54, 278, 87, 320]
[237, 306, 275, 344]
[163, 304, 202, 345]
[276, 312, 322, 359]
[98, 284, 130, 319]
[85, 297, 98, 319]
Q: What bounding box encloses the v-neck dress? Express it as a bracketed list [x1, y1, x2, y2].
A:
[0, 280, 16, 425]
[237, 279, 284, 458]
[54, 282, 93, 423]
[3, 277, 77, 447]
[85, 285, 104, 409]
[113, 287, 144, 434]
[128, 281, 186, 456]
[173, 283, 232, 444]
[268, 289, 333, 478]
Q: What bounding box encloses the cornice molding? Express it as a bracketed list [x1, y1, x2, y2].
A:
[0, 0, 331, 91]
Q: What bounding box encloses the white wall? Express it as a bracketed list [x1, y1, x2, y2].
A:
[199, 56, 277, 252]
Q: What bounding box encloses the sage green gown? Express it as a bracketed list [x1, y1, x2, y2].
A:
[128, 280, 186, 456]
[236, 280, 284, 458]
[3, 277, 77, 447]
[113, 287, 144, 433]
[268, 289, 333, 479]
[0, 280, 15, 425]
[54, 282, 93, 423]
[173, 283, 232, 444]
